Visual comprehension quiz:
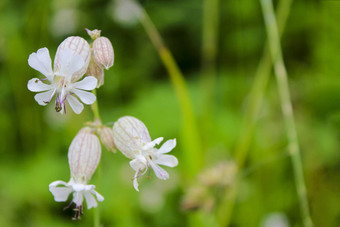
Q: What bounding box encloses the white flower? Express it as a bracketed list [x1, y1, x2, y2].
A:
[112, 116, 178, 191]
[49, 127, 103, 218]
[27, 47, 97, 114]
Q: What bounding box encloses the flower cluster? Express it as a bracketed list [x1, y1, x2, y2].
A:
[28, 29, 178, 220]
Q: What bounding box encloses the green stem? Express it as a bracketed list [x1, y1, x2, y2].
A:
[260, 0, 313, 226]
[92, 89, 102, 122]
[91, 88, 102, 227]
[201, 0, 220, 145]
[138, 7, 203, 176]
[216, 0, 293, 225]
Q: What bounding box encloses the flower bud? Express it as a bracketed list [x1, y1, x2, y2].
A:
[68, 127, 101, 184]
[112, 116, 151, 159]
[85, 28, 101, 40]
[86, 56, 104, 87]
[93, 37, 114, 70]
[98, 126, 117, 153]
[54, 36, 91, 82]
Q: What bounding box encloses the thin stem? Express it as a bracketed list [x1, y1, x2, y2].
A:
[138, 7, 203, 176]
[216, 0, 293, 225]
[91, 89, 101, 122]
[93, 161, 101, 227]
[201, 0, 220, 145]
[260, 0, 313, 226]
[91, 88, 102, 227]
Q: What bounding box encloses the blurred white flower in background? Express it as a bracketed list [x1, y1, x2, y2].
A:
[109, 0, 143, 27]
[261, 212, 290, 227]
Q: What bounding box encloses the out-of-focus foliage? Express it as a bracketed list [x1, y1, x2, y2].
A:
[0, 0, 339, 226]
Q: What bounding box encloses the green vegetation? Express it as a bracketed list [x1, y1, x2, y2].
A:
[1, 0, 339, 226]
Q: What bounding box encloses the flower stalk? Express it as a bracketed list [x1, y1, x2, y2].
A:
[137, 7, 202, 176]
[216, 0, 294, 225]
[260, 0, 313, 226]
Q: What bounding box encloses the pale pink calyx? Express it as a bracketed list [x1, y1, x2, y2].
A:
[54, 36, 91, 82]
[93, 37, 114, 70]
[49, 127, 103, 218]
[112, 116, 178, 191]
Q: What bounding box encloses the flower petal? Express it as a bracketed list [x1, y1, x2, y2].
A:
[72, 89, 96, 104]
[49, 180, 73, 202]
[57, 48, 73, 76]
[143, 137, 164, 150]
[27, 78, 52, 92]
[72, 191, 84, 207]
[28, 47, 53, 80]
[149, 161, 169, 180]
[155, 154, 178, 167]
[68, 55, 85, 79]
[34, 89, 55, 106]
[133, 171, 140, 192]
[90, 190, 104, 202]
[72, 76, 98, 90]
[129, 158, 146, 172]
[84, 191, 97, 209]
[158, 139, 176, 154]
[66, 95, 84, 114]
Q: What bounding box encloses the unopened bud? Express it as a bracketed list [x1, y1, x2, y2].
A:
[86, 56, 104, 87]
[54, 36, 91, 82]
[86, 28, 102, 40]
[68, 127, 101, 184]
[98, 126, 117, 153]
[93, 37, 114, 70]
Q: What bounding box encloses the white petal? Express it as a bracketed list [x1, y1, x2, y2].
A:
[143, 137, 164, 150]
[58, 48, 73, 76]
[73, 76, 98, 90]
[158, 139, 176, 154]
[66, 95, 84, 114]
[49, 180, 72, 202]
[72, 89, 96, 104]
[133, 171, 140, 192]
[72, 191, 84, 207]
[149, 161, 169, 180]
[84, 191, 97, 209]
[129, 158, 146, 172]
[49, 180, 70, 187]
[28, 47, 53, 80]
[68, 55, 85, 78]
[90, 190, 104, 202]
[155, 154, 178, 167]
[34, 89, 55, 106]
[27, 78, 52, 92]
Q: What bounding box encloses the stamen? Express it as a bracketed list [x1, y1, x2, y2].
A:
[55, 95, 62, 112]
[64, 201, 73, 210]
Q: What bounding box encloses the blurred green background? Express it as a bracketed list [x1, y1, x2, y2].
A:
[1, 0, 340, 226]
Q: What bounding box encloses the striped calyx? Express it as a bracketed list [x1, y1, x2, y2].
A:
[68, 127, 101, 184]
[93, 37, 114, 70]
[54, 36, 91, 82]
[112, 116, 151, 159]
[98, 126, 117, 153]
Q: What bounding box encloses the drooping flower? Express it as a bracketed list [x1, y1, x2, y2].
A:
[112, 116, 178, 191]
[27, 46, 97, 114]
[49, 127, 103, 219]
